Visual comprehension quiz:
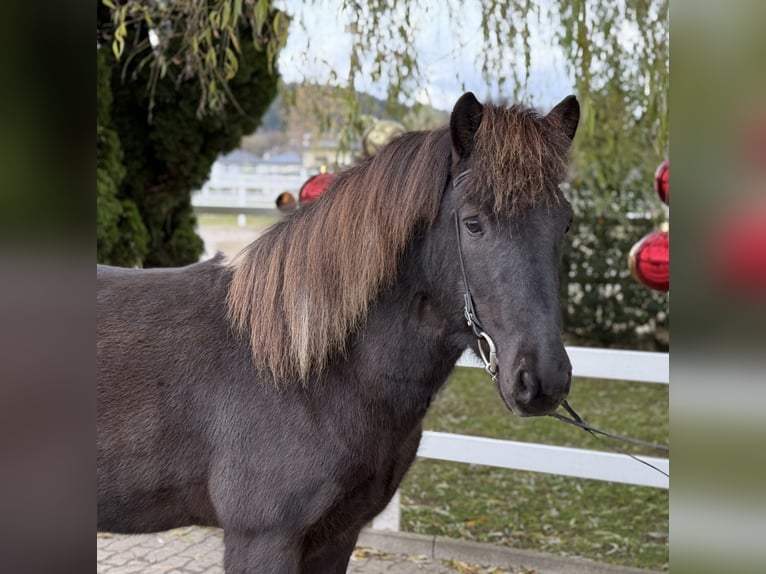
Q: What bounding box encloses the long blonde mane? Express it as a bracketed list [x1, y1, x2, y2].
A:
[227, 128, 451, 383]
[226, 102, 570, 383]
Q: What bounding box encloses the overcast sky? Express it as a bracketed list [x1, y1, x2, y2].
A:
[277, 1, 575, 112]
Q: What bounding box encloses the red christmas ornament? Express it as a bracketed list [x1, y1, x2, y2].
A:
[654, 160, 669, 205]
[628, 230, 669, 291]
[711, 207, 766, 295]
[299, 173, 336, 204]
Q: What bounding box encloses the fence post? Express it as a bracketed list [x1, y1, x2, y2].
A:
[237, 184, 247, 227]
[371, 490, 400, 531]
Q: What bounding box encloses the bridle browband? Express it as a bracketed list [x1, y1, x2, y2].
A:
[451, 169, 498, 381]
[449, 169, 669, 478]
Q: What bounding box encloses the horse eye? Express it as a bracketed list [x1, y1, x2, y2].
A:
[464, 218, 483, 235]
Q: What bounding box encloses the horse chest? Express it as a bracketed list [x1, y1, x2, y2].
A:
[305, 421, 423, 548]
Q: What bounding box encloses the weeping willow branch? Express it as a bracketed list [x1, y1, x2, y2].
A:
[98, 0, 667, 161]
[99, 0, 289, 116]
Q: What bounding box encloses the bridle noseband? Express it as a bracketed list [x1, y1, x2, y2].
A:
[451, 169, 498, 382]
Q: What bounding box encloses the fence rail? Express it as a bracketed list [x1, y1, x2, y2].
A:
[372, 346, 669, 531]
[192, 202, 283, 217]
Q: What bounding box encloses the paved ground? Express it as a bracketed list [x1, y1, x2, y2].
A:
[97, 526, 660, 574]
[97, 527, 517, 574]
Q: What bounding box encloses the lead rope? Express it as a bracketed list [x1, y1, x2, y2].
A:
[551, 400, 670, 478]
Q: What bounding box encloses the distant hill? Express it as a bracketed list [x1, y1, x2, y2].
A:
[242, 83, 449, 157]
[257, 84, 389, 131]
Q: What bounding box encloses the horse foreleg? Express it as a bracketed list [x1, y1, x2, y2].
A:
[299, 534, 358, 574]
[223, 530, 300, 574]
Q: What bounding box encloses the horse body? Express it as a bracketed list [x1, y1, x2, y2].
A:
[98, 92, 580, 573]
[98, 249, 463, 569]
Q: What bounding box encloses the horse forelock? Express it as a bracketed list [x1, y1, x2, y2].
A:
[226, 127, 451, 384]
[470, 104, 572, 215]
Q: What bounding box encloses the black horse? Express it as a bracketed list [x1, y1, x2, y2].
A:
[97, 92, 579, 573]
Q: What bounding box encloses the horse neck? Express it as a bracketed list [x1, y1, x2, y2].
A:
[334, 243, 465, 422]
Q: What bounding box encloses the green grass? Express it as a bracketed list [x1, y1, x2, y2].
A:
[400, 367, 669, 572]
[196, 213, 280, 230]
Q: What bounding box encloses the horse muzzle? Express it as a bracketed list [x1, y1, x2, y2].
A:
[497, 349, 572, 417]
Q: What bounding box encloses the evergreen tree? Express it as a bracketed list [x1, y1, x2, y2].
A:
[97, 17, 279, 267]
[97, 48, 149, 267]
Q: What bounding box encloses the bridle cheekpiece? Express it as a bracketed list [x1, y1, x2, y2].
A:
[451, 169, 498, 382]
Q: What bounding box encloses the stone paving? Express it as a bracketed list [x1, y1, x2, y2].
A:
[96, 527, 516, 574]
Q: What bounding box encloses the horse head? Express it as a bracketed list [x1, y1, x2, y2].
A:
[433, 92, 579, 416]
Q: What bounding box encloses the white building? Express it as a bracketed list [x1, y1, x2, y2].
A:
[192, 149, 308, 211]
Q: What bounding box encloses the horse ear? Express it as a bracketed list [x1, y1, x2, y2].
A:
[547, 95, 580, 141]
[450, 92, 484, 161]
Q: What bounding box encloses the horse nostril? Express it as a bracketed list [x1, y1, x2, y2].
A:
[516, 369, 539, 404]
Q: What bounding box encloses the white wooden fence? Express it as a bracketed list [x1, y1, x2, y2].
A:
[372, 346, 669, 531]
